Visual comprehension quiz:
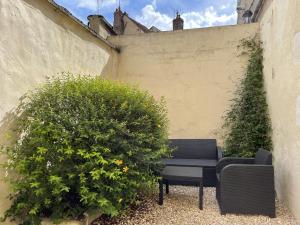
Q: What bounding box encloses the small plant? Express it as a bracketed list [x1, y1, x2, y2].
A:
[222, 37, 273, 157]
[1, 74, 170, 224]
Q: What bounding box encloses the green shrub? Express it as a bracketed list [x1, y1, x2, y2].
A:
[222, 37, 273, 157]
[1, 75, 170, 224]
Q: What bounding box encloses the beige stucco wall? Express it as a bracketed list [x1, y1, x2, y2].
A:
[0, 0, 119, 121]
[259, 0, 300, 221]
[108, 24, 259, 140]
[0, 0, 119, 223]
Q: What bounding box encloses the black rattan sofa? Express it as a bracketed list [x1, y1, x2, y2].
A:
[216, 149, 276, 217]
[162, 139, 223, 187]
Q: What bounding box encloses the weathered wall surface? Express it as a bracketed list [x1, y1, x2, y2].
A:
[0, 0, 118, 122]
[108, 24, 259, 139]
[0, 0, 118, 222]
[259, 0, 300, 221]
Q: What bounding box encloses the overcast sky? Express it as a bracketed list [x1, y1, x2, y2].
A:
[55, 0, 238, 31]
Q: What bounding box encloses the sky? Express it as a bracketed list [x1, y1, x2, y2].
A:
[55, 0, 238, 31]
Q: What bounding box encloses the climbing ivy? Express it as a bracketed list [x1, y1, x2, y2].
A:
[222, 37, 273, 157]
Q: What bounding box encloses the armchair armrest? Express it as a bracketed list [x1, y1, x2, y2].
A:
[219, 164, 275, 217]
[217, 146, 223, 161]
[220, 164, 275, 193]
[216, 157, 254, 173]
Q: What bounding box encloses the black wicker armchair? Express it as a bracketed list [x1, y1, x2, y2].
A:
[216, 149, 276, 218]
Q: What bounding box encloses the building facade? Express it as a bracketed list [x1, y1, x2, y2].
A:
[237, 0, 265, 24]
[87, 7, 185, 38]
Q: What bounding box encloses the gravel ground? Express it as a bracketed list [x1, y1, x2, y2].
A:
[93, 186, 298, 225]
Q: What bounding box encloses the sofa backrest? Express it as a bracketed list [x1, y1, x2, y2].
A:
[169, 139, 217, 159]
[254, 149, 272, 165]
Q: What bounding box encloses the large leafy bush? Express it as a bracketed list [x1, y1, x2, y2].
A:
[222, 38, 272, 157]
[2, 75, 170, 224]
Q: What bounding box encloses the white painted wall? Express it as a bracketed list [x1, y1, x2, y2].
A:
[259, 0, 300, 221]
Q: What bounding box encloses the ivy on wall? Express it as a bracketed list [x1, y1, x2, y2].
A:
[222, 37, 273, 157]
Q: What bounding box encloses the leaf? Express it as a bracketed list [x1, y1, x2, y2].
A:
[30, 182, 40, 188]
[221, 36, 272, 157]
[2, 75, 171, 223]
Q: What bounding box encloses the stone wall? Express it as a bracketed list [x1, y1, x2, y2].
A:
[258, 0, 300, 221]
[108, 24, 259, 140]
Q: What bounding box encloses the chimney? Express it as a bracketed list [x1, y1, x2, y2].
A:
[173, 12, 184, 31]
[113, 7, 124, 35]
[87, 15, 104, 35]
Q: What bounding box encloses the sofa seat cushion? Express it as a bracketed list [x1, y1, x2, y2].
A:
[163, 158, 217, 168]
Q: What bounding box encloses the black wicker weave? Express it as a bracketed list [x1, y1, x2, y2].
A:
[216, 149, 276, 218]
[163, 139, 223, 187]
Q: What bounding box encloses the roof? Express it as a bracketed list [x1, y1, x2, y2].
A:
[150, 26, 161, 32]
[87, 15, 116, 35]
[49, 0, 117, 50]
[123, 13, 151, 33]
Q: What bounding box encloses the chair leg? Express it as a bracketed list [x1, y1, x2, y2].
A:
[158, 179, 163, 205]
[199, 181, 203, 210]
[166, 180, 169, 194]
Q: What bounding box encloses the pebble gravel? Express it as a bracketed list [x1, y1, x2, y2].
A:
[93, 186, 299, 225]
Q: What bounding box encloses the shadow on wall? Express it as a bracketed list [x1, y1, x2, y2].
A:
[101, 54, 119, 79]
[0, 109, 20, 224]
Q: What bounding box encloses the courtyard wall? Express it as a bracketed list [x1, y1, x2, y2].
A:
[5, 0, 295, 223]
[0, 0, 119, 122]
[108, 24, 259, 139]
[258, 0, 300, 220]
[0, 0, 119, 222]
